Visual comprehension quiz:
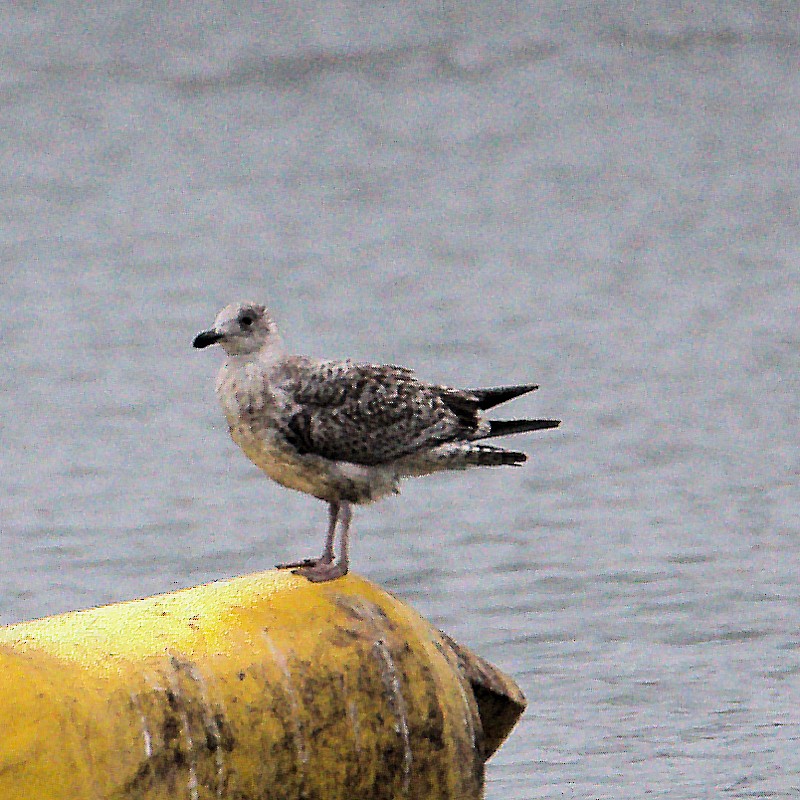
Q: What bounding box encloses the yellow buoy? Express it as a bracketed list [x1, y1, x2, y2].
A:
[0, 571, 525, 799]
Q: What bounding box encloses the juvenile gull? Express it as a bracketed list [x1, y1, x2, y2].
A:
[193, 302, 560, 583]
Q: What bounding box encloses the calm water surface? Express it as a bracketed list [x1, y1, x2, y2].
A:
[1, 4, 799, 798]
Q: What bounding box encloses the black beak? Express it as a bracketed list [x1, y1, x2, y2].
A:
[193, 329, 224, 349]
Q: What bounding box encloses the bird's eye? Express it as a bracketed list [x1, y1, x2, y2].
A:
[239, 315, 253, 328]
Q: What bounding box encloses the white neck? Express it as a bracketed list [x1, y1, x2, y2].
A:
[226, 334, 286, 367]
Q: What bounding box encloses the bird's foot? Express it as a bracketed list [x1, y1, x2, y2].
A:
[276, 557, 320, 569]
[275, 552, 334, 570]
[292, 561, 348, 583]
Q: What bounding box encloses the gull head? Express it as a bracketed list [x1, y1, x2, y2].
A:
[193, 302, 279, 357]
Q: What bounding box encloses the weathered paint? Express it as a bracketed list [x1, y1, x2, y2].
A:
[0, 571, 525, 799]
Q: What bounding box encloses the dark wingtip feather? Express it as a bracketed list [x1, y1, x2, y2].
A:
[469, 383, 540, 410]
[487, 419, 561, 438]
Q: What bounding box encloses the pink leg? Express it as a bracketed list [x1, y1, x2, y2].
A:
[276, 502, 339, 570]
[320, 502, 339, 564]
[295, 502, 351, 583]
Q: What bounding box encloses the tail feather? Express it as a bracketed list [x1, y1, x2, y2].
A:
[484, 418, 561, 438]
[408, 442, 528, 472]
[458, 443, 528, 466]
[468, 383, 539, 410]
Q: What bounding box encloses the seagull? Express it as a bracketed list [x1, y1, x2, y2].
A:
[193, 302, 560, 583]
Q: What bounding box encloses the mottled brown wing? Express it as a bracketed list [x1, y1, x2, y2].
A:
[282, 360, 479, 465]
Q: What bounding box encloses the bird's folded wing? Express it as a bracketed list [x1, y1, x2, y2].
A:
[281, 360, 476, 465]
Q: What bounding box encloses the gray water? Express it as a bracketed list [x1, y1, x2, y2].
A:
[1, 3, 799, 797]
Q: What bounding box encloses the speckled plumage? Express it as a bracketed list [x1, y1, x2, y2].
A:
[194, 302, 560, 582]
[283, 360, 490, 466]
